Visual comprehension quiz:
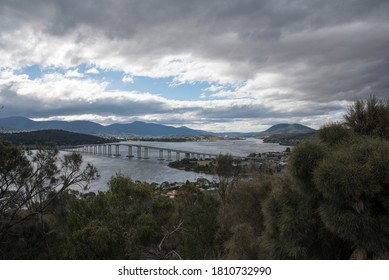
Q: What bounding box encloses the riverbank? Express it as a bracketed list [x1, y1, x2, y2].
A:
[167, 149, 291, 175]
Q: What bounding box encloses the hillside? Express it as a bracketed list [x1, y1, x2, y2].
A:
[257, 123, 316, 137]
[0, 129, 116, 146]
[0, 117, 214, 136]
[262, 132, 318, 145]
[0, 117, 316, 138]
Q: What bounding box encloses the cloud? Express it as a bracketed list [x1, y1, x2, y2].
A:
[0, 68, 347, 131]
[0, 0, 388, 131]
[85, 67, 99, 74]
[203, 84, 225, 93]
[64, 68, 84, 78]
[199, 92, 207, 99]
[122, 74, 134, 83]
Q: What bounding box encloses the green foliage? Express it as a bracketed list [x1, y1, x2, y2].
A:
[319, 122, 353, 146]
[63, 175, 174, 259]
[0, 141, 98, 259]
[261, 97, 389, 259]
[260, 175, 342, 259]
[225, 223, 259, 259]
[0, 141, 32, 198]
[215, 154, 240, 206]
[344, 96, 389, 139]
[314, 138, 389, 257]
[179, 191, 221, 259]
[222, 180, 270, 259]
[288, 140, 327, 194]
[216, 154, 235, 177]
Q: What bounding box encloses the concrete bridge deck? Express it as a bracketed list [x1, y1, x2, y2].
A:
[63, 143, 232, 161]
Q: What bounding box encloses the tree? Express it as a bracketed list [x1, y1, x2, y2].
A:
[63, 174, 175, 259]
[0, 141, 98, 257]
[178, 191, 221, 259]
[222, 180, 270, 259]
[215, 154, 240, 206]
[314, 137, 389, 258]
[344, 96, 389, 139]
[319, 122, 353, 146]
[260, 174, 342, 259]
[288, 140, 327, 197]
[225, 223, 259, 259]
[260, 96, 389, 259]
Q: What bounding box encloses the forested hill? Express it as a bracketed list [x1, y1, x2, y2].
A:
[0, 116, 213, 136]
[257, 123, 316, 137]
[0, 129, 116, 146]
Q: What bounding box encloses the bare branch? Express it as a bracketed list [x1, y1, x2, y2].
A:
[158, 220, 184, 250]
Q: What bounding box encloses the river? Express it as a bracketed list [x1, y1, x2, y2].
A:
[64, 138, 290, 192]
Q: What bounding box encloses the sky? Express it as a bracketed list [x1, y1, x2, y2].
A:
[0, 0, 388, 133]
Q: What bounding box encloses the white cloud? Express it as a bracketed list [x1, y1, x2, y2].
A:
[85, 67, 100, 74]
[199, 92, 207, 99]
[64, 68, 84, 78]
[122, 74, 134, 83]
[203, 84, 225, 92]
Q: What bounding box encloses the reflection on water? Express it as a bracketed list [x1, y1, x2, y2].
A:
[63, 138, 290, 192]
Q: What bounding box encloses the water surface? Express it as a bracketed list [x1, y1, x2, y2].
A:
[66, 138, 289, 192]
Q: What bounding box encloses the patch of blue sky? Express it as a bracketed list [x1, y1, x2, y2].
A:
[82, 66, 216, 101]
[121, 76, 212, 101]
[17, 63, 241, 101]
[202, 80, 247, 100]
[16, 64, 42, 79]
[18, 64, 68, 79]
[18, 63, 92, 79]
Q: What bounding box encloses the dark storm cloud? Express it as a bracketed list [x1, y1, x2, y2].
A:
[197, 100, 345, 120]
[2, 0, 386, 98]
[1, 0, 388, 130]
[199, 103, 279, 119]
[0, 87, 172, 119]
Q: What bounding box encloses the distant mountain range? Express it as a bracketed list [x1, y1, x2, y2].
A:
[0, 116, 316, 137]
[0, 116, 213, 136]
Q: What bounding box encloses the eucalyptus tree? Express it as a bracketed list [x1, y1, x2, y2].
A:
[0, 141, 98, 257]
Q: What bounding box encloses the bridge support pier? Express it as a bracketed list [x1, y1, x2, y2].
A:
[114, 145, 121, 157]
[144, 147, 149, 159]
[127, 146, 134, 158]
[137, 146, 141, 158]
[159, 149, 164, 160]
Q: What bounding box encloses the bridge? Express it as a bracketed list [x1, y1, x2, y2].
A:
[64, 143, 223, 161]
